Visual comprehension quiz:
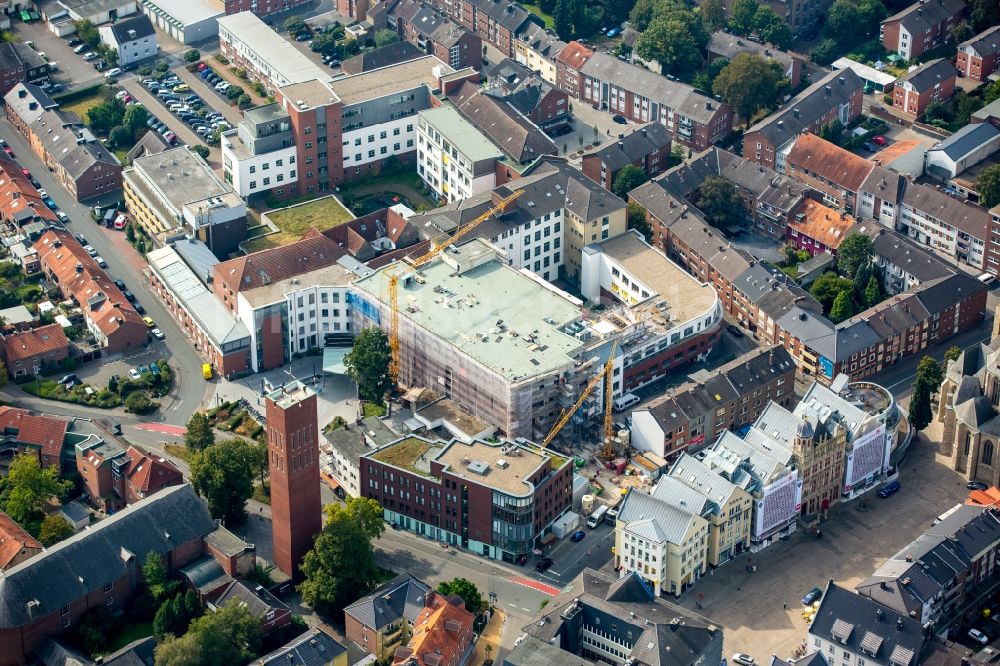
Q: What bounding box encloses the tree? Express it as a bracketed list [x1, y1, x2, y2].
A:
[123, 105, 149, 136]
[1, 454, 70, 524]
[190, 438, 257, 524]
[712, 53, 789, 124]
[185, 412, 215, 452]
[299, 497, 385, 616]
[809, 272, 855, 311]
[915, 355, 943, 391]
[829, 290, 854, 323]
[284, 16, 306, 35]
[344, 327, 392, 402]
[755, 9, 792, 50]
[863, 275, 881, 308]
[627, 201, 652, 241]
[836, 233, 874, 279]
[945, 346, 962, 363]
[909, 378, 933, 432]
[108, 125, 132, 149]
[125, 391, 158, 414]
[74, 19, 100, 48]
[87, 97, 126, 134]
[437, 578, 487, 615]
[38, 514, 74, 546]
[238, 94, 252, 109]
[143, 551, 178, 602]
[554, 0, 575, 38]
[970, 0, 1000, 32]
[226, 85, 244, 100]
[854, 0, 887, 38]
[311, 31, 340, 55]
[154, 590, 201, 639]
[950, 20, 973, 43]
[612, 165, 649, 199]
[818, 118, 843, 145]
[699, 0, 727, 32]
[155, 600, 261, 666]
[977, 164, 1000, 208]
[374, 29, 399, 47]
[729, 0, 759, 34]
[191, 144, 210, 160]
[696, 176, 744, 230]
[0, 360, 9, 387]
[824, 0, 860, 42]
[810, 38, 839, 66]
[184, 48, 200, 62]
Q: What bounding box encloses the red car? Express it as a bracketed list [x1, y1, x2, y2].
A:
[20, 168, 30, 179]
[196, 62, 208, 71]
[872, 135, 887, 146]
[3, 147, 14, 157]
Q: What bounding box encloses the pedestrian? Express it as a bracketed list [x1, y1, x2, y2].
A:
[783, 602, 787, 610]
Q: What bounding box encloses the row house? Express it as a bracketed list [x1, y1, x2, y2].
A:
[483, 60, 570, 133]
[629, 345, 796, 461]
[555, 40, 591, 97]
[566, 49, 732, 152]
[880, 0, 965, 60]
[4, 84, 121, 202]
[0, 324, 70, 379]
[581, 123, 672, 192]
[0, 153, 59, 227]
[389, 0, 483, 71]
[956, 25, 1000, 81]
[742, 69, 864, 172]
[785, 200, 857, 257]
[867, 225, 956, 294]
[421, 0, 538, 57]
[892, 58, 956, 119]
[0, 406, 69, 469]
[512, 22, 564, 86]
[0, 42, 49, 98]
[75, 438, 183, 511]
[784, 132, 874, 214]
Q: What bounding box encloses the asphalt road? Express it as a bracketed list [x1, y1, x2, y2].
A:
[0, 117, 212, 427]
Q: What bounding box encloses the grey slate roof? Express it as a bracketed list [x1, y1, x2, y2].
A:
[809, 582, 926, 666]
[583, 123, 672, 172]
[213, 580, 289, 619]
[0, 484, 213, 628]
[103, 637, 156, 666]
[929, 121, 1000, 161]
[342, 41, 424, 74]
[884, 0, 965, 36]
[503, 636, 592, 666]
[651, 476, 716, 517]
[323, 415, 399, 464]
[869, 228, 953, 283]
[960, 25, 1000, 58]
[707, 31, 797, 71]
[486, 58, 533, 90]
[451, 81, 557, 163]
[746, 69, 863, 146]
[900, 58, 955, 91]
[669, 453, 741, 507]
[343, 573, 430, 630]
[3, 83, 58, 126]
[256, 628, 348, 666]
[617, 488, 700, 545]
[468, 0, 534, 32]
[108, 14, 156, 44]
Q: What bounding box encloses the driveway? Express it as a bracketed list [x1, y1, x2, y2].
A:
[119, 79, 219, 164]
[12, 19, 102, 93]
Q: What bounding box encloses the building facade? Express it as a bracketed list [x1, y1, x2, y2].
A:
[581, 124, 672, 192]
[98, 14, 157, 67]
[416, 104, 502, 202]
[891, 58, 956, 119]
[880, 0, 965, 60]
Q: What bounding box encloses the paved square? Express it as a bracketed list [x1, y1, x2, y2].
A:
[671, 429, 969, 661]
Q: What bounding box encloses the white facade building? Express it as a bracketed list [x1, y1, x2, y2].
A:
[221, 135, 297, 199]
[341, 117, 418, 176]
[416, 105, 500, 203]
[98, 14, 157, 67]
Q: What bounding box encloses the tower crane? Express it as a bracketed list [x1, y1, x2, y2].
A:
[386, 190, 523, 383]
[541, 341, 618, 450]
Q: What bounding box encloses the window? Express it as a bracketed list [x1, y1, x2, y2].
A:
[985, 440, 994, 466]
[249, 165, 256, 173]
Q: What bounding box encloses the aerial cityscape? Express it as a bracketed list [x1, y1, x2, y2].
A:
[0, 0, 996, 664]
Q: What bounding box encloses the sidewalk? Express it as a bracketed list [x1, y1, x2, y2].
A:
[471, 609, 505, 666]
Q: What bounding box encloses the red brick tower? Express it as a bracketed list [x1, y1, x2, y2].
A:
[265, 380, 322, 580]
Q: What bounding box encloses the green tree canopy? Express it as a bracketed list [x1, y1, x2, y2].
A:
[374, 29, 399, 47]
[970, 0, 1000, 32]
[626, 201, 652, 242]
[863, 275, 881, 308]
[836, 233, 874, 279]
[916, 355, 943, 391]
[299, 497, 385, 616]
[809, 272, 854, 311]
[437, 578, 488, 615]
[810, 39, 839, 66]
[38, 514, 74, 546]
[977, 164, 1000, 208]
[635, 16, 702, 77]
[344, 327, 392, 402]
[612, 165, 649, 199]
[87, 96, 126, 135]
[1, 454, 70, 524]
[696, 176, 744, 231]
[143, 551, 178, 602]
[945, 346, 962, 363]
[123, 105, 149, 137]
[753, 7, 792, 49]
[729, 0, 759, 34]
[712, 53, 789, 124]
[829, 290, 854, 323]
[284, 16, 306, 34]
[818, 119, 843, 145]
[185, 412, 215, 452]
[108, 125, 132, 149]
[183, 48, 200, 62]
[190, 438, 257, 524]
[155, 599, 261, 666]
[909, 378, 933, 432]
[74, 19, 100, 47]
[191, 144, 210, 160]
[699, 0, 727, 31]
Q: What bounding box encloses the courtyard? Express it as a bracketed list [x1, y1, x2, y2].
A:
[246, 194, 355, 252]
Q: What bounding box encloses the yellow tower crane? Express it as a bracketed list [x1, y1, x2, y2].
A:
[541, 341, 617, 450]
[387, 190, 523, 383]
[603, 348, 617, 459]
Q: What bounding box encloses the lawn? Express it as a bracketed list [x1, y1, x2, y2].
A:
[59, 90, 106, 124]
[523, 2, 555, 29]
[372, 437, 440, 477]
[103, 621, 153, 654]
[246, 195, 354, 252]
[163, 443, 194, 462]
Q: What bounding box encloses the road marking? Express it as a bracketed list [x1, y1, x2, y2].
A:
[135, 423, 187, 436]
[510, 576, 561, 596]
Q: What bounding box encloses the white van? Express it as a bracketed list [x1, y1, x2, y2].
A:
[612, 393, 640, 412]
[978, 273, 995, 286]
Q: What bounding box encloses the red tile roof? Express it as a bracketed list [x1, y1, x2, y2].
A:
[0, 510, 41, 569]
[0, 406, 69, 463]
[556, 40, 594, 69]
[124, 445, 183, 496]
[393, 592, 473, 666]
[214, 233, 346, 296]
[788, 200, 858, 250]
[2, 323, 69, 364]
[786, 133, 875, 193]
[0, 155, 58, 224]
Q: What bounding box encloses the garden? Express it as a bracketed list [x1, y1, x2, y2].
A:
[245, 194, 355, 252]
[22, 360, 172, 413]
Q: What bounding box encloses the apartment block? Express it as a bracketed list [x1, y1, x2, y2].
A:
[483, 60, 570, 133]
[742, 69, 864, 171]
[224, 0, 310, 17]
[416, 104, 503, 202]
[880, 0, 965, 60]
[0, 42, 50, 98]
[957, 25, 1000, 81]
[421, 0, 538, 57]
[362, 437, 572, 561]
[629, 346, 796, 460]
[784, 132, 874, 213]
[98, 14, 157, 68]
[344, 575, 432, 661]
[124, 146, 247, 257]
[581, 123, 672, 191]
[389, 0, 482, 71]
[785, 200, 858, 257]
[512, 22, 564, 86]
[75, 438, 183, 511]
[0, 324, 70, 379]
[892, 58, 956, 119]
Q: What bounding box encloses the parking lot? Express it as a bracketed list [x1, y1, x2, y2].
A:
[12, 19, 103, 93]
[674, 432, 971, 661]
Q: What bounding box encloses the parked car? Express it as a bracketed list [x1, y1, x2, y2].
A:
[570, 530, 586, 542]
[878, 480, 901, 498]
[172, 84, 190, 92]
[37, 188, 47, 198]
[104, 67, 122, 78]
[113, 278, 126, 289]
[69, 38, 83, 47]
[726, 324, 744, 337]
[73, 44, 87, 54]
[969, 628, 989, 645]
[148, 362, 161, 375]
[872, 135, 887, 146]
[128, 368, 143, 380]
[151, 328, 164, 341]
[801, 587, 823, 605]
[535, 557, 554, 572]
[43, 197, 58, 210]
[58, 373, 78, 385]
[56, 211, 68, 222]
[732, 655, 756, 666]
[968, 481, 989, 491]
[612, 114, 627, 125]
[143, 316, 155, 329]
[83, 244, 97, 257]
[134, 302, 145, 315]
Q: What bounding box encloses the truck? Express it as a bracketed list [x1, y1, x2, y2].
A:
[587, 504, 609, 528]
[551, 511, 580, 539]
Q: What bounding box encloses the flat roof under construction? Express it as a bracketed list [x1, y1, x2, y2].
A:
[351, 240, 584, 382]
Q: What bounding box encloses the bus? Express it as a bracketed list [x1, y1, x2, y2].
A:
[587, 504, 608, 528]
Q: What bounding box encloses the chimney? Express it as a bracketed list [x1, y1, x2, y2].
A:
[896, 617, 904, 631]
[128, 29, 136, 39]
[876, 607, 884, 619]
[793, 108, 800, 118]
[641, 128, 647, 137]
[824, 85, 832, 95]
[618, 141, 624, 150]
[838, 76, 845, 86]
[28, 102, 36, 111]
